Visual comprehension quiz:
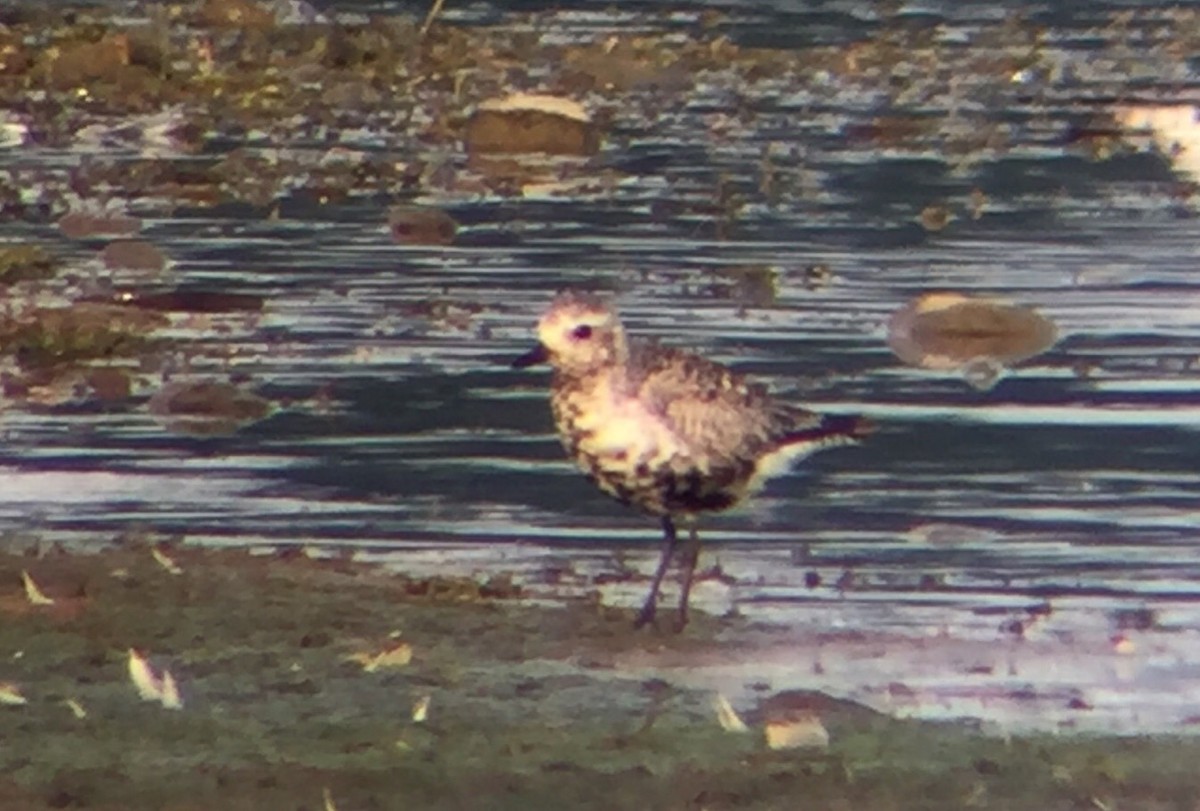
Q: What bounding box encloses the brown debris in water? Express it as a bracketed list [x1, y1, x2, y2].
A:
[561, 37, 692, 93]
[393, 298, 486, 332]
[704, 265, 779, 307]
[196, 0, 278, 30]
[918, 203, 954, 233]
[38, 33, 131, 90]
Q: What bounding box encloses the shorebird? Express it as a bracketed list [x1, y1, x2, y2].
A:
[513, 290, 871, 628]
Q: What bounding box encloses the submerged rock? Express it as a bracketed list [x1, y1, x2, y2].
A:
[101, 239, 168, 272]
[38, 33, 131, 90]
[465, 94, 600, 156]
[0, 303, 168, 369]
[58, 210, 142, 240]
[86, 366, 133, 402]
[388, 204, 458, 246]
[888, 292, 1057, 385]
[148, 380, 272, 435]
[0, 244, 59, 285]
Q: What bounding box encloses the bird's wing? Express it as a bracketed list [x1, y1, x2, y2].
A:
[627, 342, 816, 464]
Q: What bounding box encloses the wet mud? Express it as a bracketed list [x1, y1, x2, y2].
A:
[3, 546, 1197, 810]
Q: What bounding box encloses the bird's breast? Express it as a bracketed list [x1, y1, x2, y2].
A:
[555, 384, 674, 461]
[551, 381, 690, 510]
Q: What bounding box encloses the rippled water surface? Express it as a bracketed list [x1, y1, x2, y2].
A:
[4, 0, 1200, 733]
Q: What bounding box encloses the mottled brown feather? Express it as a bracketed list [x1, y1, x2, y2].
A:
[628, 340, 825, 465]
[526, 293, 868, 518]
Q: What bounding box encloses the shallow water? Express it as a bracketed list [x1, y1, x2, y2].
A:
[3, 0, 1200, 733]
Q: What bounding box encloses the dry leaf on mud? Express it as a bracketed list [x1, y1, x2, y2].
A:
[159, 668, 183, 710]
[128, 648, 183, 709]
[348, 641, 414, 672]
[21, 570, 54, 606]
[713, 693, 749, 733]
[412, 694, 431, 723]
[764, 711, 830, 750]
[0, 682, 27, 705]
[152, 546, 183, 575]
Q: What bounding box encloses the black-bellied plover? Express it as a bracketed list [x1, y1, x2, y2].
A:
[513, 290, 870, 628]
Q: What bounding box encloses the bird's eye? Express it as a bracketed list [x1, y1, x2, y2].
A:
[572, 325, 593, 340]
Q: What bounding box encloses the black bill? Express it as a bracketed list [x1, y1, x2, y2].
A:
[511, 343, 550, 368]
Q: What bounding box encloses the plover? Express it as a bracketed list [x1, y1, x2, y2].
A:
[513, 290, 870, 628]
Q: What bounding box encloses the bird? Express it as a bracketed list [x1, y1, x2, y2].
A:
[512, 290, 871, 629]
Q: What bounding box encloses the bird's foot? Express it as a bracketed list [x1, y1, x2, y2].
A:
[633, 603, 689, 633]
[633, 602, 657, 629]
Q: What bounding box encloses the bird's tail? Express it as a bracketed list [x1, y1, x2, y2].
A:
[781, 413, 874, 451]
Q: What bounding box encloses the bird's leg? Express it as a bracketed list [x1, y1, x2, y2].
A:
[635, 516, 677, 628]
[675, 526, 701, 630]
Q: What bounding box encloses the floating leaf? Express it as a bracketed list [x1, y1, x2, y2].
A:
[64, 698, 88, 719]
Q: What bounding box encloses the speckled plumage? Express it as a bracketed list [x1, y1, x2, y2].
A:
[514, 290, 870, 628]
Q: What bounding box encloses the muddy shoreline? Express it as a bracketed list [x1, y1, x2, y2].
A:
[2, 545, 1196, 810]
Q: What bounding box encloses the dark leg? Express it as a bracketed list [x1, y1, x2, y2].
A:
[675, 526, 701, 630]
[635, 516, 677, 628]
